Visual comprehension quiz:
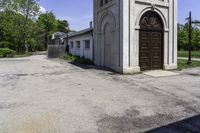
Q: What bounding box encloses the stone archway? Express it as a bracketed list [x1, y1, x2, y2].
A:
[104, 23, 112, 67]
[98, 11, 116, 68]
[139, 11, 164, 71]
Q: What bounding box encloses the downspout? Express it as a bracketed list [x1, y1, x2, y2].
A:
[91, 29, 94, 62]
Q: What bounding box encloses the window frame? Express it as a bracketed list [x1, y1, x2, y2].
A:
[84, 40, 90, 49]
[70, 41, 74, 49]
[76, 41, 81, 49]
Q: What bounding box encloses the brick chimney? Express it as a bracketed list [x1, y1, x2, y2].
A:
[90, 21, 93, 28]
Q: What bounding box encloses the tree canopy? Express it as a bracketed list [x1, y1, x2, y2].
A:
[0, 0, 70, 53]
[178, 23, 200, 51]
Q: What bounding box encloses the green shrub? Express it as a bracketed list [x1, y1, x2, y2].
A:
[64, 54, 77, 61]
[0, 41, 17, 50]
[27, 38, 37, 52]
[0, 48, 16, 58]
[0, 41, 11, 48]
[64, 54, 93, 65]
[75, 56, 94, 65]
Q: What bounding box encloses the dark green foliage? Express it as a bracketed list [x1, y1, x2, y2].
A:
[0, 0, 70, 54]
[0, 41, 11, 48]
[56, 20, 69, 33]
[64, 54, 94, 65]
[0, 0, 40, 53]
[0, 48, 15, 57]
[76, 56, 94, 65]
[64, 54, 77, 61]
[0, 7, 38, 53]
[36, 12, 58, 49]
[178, 23, 200, 51]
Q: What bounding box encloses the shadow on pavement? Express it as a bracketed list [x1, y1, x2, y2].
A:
[69, 62, 118, 75]
[145, 115, 200, 133]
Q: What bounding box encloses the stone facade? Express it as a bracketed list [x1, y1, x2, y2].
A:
[93, 0, 177, 74]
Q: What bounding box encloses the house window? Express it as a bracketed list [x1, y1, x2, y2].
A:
[70, 41, 74, 48]
[76, 41, 81, 49]
[84, 40, 90, 49]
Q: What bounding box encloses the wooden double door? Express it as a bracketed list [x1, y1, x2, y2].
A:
[139, 11, 164, 71]
[139, 30, 163, 71]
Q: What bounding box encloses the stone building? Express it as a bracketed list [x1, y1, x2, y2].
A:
[93, 0, 177, 73]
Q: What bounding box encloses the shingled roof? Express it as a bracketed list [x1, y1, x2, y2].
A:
[68, 28, 93, 38]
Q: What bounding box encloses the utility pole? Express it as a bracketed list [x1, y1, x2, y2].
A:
[187, 11, 200, 65]
[65, 27, 69, 54]
[187, 11, 192, 65]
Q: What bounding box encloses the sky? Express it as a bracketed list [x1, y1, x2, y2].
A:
[38, 0, 93, 31]
[38, 0, 200, 31]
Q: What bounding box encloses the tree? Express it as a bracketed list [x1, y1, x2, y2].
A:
[178, 23, 200, 51]
[34, 23, 46, 51]
[56, 20, 69, 33]
[178, 23, 188, 50]
[0, 0, 71, 53]
[0, 0, 3, 11]
[37, 12, 57, 49]
[1, 0, 40, 53]
[0, 11, 25, 51]
[192, 28, 200, 50]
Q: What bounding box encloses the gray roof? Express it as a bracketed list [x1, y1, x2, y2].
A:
[68, 28, 93, 38]
[52, 32, 66, 40]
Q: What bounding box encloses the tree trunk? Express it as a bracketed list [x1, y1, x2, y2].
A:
[25, 39, 28, 54]
[45, 31, 48, 50]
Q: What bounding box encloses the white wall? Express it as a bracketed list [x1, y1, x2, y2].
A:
[68, 33, 93, 60]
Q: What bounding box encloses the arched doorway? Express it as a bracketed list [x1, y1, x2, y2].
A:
[139, 11, 164, 71]
[99, 11, 116, 68]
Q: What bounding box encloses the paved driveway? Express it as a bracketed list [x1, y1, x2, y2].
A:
[0, 55, 200, 133]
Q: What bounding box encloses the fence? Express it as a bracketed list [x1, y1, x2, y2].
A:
[47, 45, 66, 58]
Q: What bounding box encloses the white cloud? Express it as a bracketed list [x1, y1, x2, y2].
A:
[39, 6, 46, 13]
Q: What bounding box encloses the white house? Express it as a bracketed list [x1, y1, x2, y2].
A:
[68, 28, 93, 60]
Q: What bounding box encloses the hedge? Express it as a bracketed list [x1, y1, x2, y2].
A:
[0, 48, 16, 58]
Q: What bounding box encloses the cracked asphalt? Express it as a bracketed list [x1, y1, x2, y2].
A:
[0, 55, 200, 133]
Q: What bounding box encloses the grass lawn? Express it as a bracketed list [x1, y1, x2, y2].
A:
[178, 51, 200, 58]
[178, 59, 200, 70]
